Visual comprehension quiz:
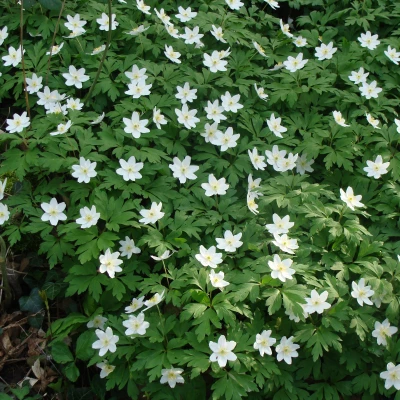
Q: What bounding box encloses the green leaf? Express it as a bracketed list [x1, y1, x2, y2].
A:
[51, 341, 74, 364]
[19, 288, 44, 313]
[64, 362, 80, 382]
[75, 331, 97, 361]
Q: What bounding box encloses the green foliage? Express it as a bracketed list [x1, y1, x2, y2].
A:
[1, 0, 400, 398]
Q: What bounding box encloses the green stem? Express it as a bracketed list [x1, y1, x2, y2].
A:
[83, 0, 113, 103]
[161, 260, 170, 288]
[0, 236, 11, 311]
[19, 1, 31, 123]
[156, 305, 168, 345]
[45, 0, 66, 86]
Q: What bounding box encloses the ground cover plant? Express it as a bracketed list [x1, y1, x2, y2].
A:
[0, 0, 400, 398]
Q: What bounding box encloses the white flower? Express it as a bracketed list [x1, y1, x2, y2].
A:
[92, 327, 119, 357]
[366, 113, 380, 129]
[253, 41, 268, 58]
[333, 110, 349, 127]
[203, 51, 228, 73]
[216, 230, 242, 252]
[209, 335, 236, 367]
[125, 65, 148, 84]
[40, 198, 67, 226]
[253, 330, 277, 356]
[71, 157, 97, 183]
[90, 45, 106, 55]
[359, 80, 382, 99]
[221, 92, 243, 113]
[303, 290, 331, 314]
[91, 112, 105, 125]
[201, 122, 221, 144]
[126, 25, 149, 36]
[204, 100, 226, 124]
[254, 84, 268, 100]
[277, 152, 298, 172]
[66, 98, 84, 111]
[214, 127, 240, 151]
[264, 0, 279, 9]
[225, 0, 243, 10]
[143, 290, 165, 311]
[247, 192, 259, 215]
[372, 319, 398, 346]
[0, 179, 6, 201]
[0, 203, 10, 225]
[164, 45, 181, 63]
[123, 313, 149, 336]
[380, 363, 400, 390]
[125, 296, 144, 313]
[175, 82, 197, 104]
[266, 214, 294, 235]
[340, 187, 364, 210]
[123, 112, 149, 138]
[248, 148, 266, 170]
[47, 103, 68, 116]
[65, 14, 87, 31]
[279, 19, 293, 38]
[384, 46, 400, 65]
[116, 156, 144, 181]
[265, 145, 287, 170]
[62, 65, 89, 89]
[276, 336, 299, 364]
[270, 62, 285, 71]
[296, 154, 314, 175]
[165, 23, 180, 39]
[169, 156, 199, 183]
[272, 234, 298, 254]
[175, 104, 200, 129]
[6, 112, 30, 133]
[268, 255, 295, 282]
[211, 25, 226, 43]
[155, 8, 171, 25]
[201, 174, 229, 196]
[26, 73, 43, 94]
[76, 206, 100, 228]
[0, 26, 9, 46]
[315, 42, 337, 60]
[2, 45, 24, 67]
[195, 246, 223, 268]
[99, 249, 123, 278]
[50, 120, 72, 136]
[283, 53, 308, 72]
[96, 361, 115, 379]
[394, 119, 400, 134]
[151, 250, 173, 261]
[96, 13, 118, 31]
[125, 79, 152, 98]
[136, 0, 151, 14]
[351, 278, 374, 306]
[348, 67, 369, 84]
[87, 315, 107, 329]
[293, 36, 307, 47]
[358, 31, 380, 50]
[267, 113, 287, 138]
[153, 107, 167, 129]
[248, 174, 261, 196]
[139, 202, 164, 224]
[160, 368, 185, 388]
[180, 26, 203, 45]
[175, 6, 197, 22]
[209, 270, 229, 289]
[64, 28, 85, 38]
[119, 236, 141, 259]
